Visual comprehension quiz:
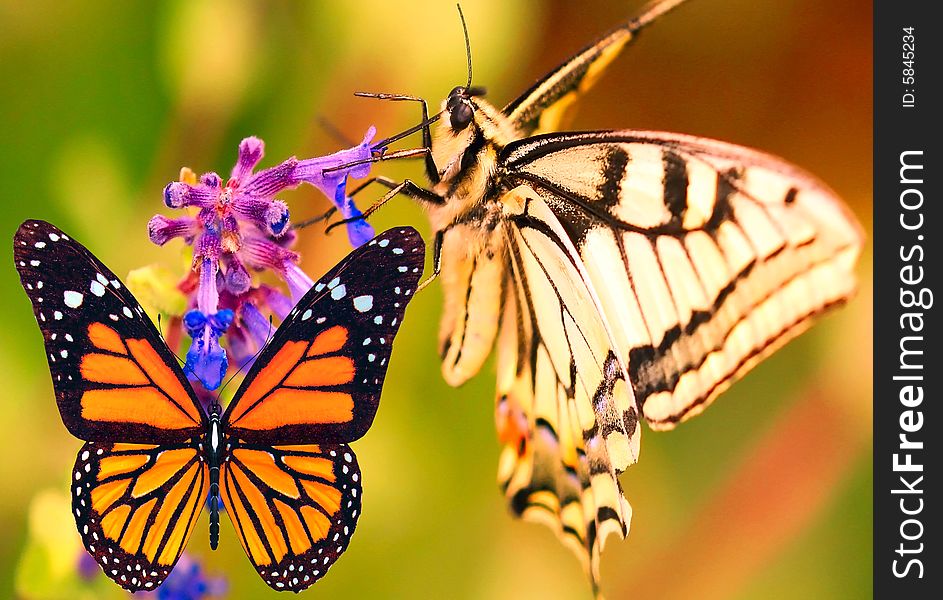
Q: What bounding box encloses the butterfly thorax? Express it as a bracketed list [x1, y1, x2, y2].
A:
[427, 95, 523, 235]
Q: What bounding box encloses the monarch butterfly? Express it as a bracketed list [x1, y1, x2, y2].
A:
[13, 219, 424, 592]
[330, 0, 864, 589]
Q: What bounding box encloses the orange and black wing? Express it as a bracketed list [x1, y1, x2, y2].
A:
[73, 441, 208, 591]
[14, 220, 206, 442]
[223, 227, 425, 444]
[220, 443, 361, 591]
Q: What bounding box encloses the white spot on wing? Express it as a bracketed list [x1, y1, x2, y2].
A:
[64, 291, 83, 308]
[353, 295, 373, 312]
[331, 285, 346, 300]
[90, 281, 106, 297]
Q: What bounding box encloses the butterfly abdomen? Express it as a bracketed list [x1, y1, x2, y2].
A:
[208, 411, 223, 550]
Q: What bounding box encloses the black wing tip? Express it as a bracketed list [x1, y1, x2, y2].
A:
[14, 220, 40, 251]
[362, 225, 426, 283]
[371, 226, 426, 251]
[13, 219, 71, 262]
[15, 219, 60, 239]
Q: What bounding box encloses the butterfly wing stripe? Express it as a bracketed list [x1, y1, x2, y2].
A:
[124, 339, 201, 422]
[224, 227, 424, 445]
[76, 328, 201, 430]
[88, 321, 130, 354]
[491, 189, 637, 586]
[80, 353, 149, 385]
[504, 188, 640, 468]
[307, 326, 349, 356]
[438, 224, 506, 387]
[504, 129, 862, 245]
[226, 341, 308, 423]
[284, 356, 356, 387]
[14, 221, 205, 442]
[503, 0, 689, 134]
[73, 441, 207, 592]
[220, 444, 361, 592]
[500, 132, 863, 427]
[496, 269, 628, 587]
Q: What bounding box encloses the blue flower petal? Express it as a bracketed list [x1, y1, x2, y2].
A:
[182, 309, 232, 391]
[334, 179, 375, 248]
[151, 553, 227, 600]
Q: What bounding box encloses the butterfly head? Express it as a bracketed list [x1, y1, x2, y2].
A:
[444, 85, 487, 132]
[434, 4, 509, 157]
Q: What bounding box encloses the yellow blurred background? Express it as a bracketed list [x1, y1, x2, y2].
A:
[0, 1, 871, 598]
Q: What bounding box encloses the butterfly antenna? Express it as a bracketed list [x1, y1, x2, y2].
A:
[325, 3, 471, 171]
[292, 206, 338, 231]
[456, 4, 473, 88]
[322, 121, 443, 175]
[317, 116, 356, 147]
[216, 315, 277, 395]
[157, 314, 186, 366]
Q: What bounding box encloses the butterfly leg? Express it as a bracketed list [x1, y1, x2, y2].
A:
[364, 177, 444, 205]
[293, 169, 432, 231]
[417, 229, 445, 292]
[325, 178, 444, 236]
[292, 206, 338, 230]
[354, 92, 441, 183]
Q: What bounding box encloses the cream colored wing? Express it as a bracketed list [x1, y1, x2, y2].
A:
[495, 187, 640, 588]
[437, 224, 506, 387]
[500, 130, 864, 429]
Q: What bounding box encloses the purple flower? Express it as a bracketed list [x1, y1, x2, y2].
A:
[148, 131, 378, 389]
[292, 126, 377, 247]
[77, 550, 99, 581]
[140, 553, 226, 600]
[216, 285, 286, 371]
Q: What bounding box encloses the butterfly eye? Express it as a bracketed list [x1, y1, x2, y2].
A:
[449, 101, 474, 131]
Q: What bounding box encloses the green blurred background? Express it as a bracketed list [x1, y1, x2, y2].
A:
[0, 1, 872, 598]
